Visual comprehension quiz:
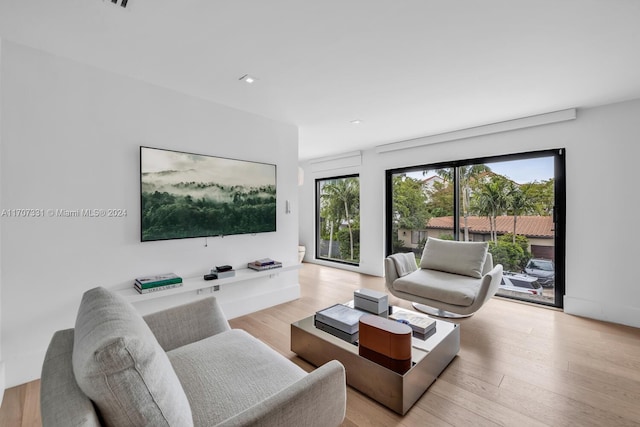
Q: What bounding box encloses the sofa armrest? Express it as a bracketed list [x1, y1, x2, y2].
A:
[143, 296, 230, 351]
[384, 257, 400, 288]
[218, 360, 346, 427]
[385, 253, 419, 288]
[41, 329, 101, 427]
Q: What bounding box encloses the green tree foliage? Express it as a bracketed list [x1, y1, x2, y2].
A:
[489, 240, 524, 272]
[141, 185, 276, 241]
[520, 179, 554, 215]
[337, 227, 360, 262]
[319, 177, 360, 262]
[391, 232, 406, 254]
[392, 175, 431, 230]
[505, 183, 536, 244]
[425, 179, 453, 217]
[436, 165, 491, 241]
[489, 233, 531, 272]
[471, 176, 510, 242]
[499, 233, 530, 256]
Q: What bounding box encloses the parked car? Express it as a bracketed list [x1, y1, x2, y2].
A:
[524, 258, 555, 287]
[499, 272, 544, 296]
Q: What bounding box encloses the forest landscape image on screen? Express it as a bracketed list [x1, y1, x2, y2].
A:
[141, 147, 276, 241]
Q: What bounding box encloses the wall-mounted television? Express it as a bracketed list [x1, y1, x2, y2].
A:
[140, 146, 276, 242]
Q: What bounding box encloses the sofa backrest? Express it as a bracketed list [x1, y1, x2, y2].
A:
[72, 287, 194, 427]
[419, 237, 489, 279]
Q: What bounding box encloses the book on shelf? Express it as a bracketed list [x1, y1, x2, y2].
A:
[135, 273, 183, 289]
[247, 261, 282, 271]
[253, 258, 277, 266]
[314, 303, 368, 335]
[388, 307, 436, 335]
[134, 282, 183, 294]
[314, 319, 359, 344]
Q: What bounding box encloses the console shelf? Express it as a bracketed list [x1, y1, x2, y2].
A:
[117, 264, 300, 303]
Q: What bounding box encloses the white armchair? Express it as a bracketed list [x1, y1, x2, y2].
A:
[384, 238, 503, 318]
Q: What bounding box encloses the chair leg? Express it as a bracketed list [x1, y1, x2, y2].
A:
[411, 303, 474, 318]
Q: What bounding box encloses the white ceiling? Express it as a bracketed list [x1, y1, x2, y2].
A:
[1, 0, 640, 160]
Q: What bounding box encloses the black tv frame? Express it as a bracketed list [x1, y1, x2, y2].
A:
[140, 146, 277, 242]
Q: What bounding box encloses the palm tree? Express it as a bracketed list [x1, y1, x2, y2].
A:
[506, 183, 535, 244]
[436, 165, 490, 241]
[473, 177, 510, 242]
[319, 188, 342, 258]
[322, 178, 359, 260]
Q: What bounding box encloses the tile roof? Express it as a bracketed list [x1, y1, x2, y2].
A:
[426, 215, 554, 238]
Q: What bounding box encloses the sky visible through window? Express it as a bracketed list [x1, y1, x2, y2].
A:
[404, 157, 553, 184]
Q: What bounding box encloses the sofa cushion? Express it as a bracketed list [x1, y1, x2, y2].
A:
[420, 237, 488, 279]
[393, 268, 481, 307]
[168, 329, 307, 426]
[72, 287, 193, 427]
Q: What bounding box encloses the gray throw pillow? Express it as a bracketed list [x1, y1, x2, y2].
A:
[420, 237, 488, 278]
[72, 287, 193, 427]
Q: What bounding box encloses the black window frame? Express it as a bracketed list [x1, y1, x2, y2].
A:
[315, 173, 361, 267]
[385, 148, 566, 308]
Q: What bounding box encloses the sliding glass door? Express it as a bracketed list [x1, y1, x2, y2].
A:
[386, 149, 564, 308]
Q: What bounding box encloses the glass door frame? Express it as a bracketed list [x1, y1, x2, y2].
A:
[385, 148, 565, 308]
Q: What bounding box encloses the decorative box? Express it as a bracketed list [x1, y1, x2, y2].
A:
[354, 289, 388, 314]
[358, 314, 412, 374]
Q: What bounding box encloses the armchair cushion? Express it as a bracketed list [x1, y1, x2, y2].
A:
[393, 268, 485, 307]
[72, 287, 193, 427]
[168, 329, 307, 426]
[419, 237, 488, 279]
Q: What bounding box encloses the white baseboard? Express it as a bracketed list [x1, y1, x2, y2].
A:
[223, 283, 300, 319]
[564, 296, 640, 328]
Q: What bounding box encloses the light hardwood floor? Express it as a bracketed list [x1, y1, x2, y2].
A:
[2, 263, 640, 426]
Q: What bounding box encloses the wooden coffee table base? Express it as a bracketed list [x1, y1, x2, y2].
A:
[291, 309, 460, 415]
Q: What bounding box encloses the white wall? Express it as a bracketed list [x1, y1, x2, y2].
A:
[0, 40, 300, 387]
[300, 99, 640, 329]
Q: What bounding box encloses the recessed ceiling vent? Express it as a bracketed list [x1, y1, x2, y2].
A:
[107, 0, 129, 8]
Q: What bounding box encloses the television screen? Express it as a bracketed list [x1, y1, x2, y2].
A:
[140, 146, 276, 241]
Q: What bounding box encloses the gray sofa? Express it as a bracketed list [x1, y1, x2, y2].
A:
[40, 287, 346, 426]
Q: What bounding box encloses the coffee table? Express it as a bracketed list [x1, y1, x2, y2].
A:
[290, 302, 460, 415]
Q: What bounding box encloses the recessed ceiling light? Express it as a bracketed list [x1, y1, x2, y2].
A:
[239, 74, 258, 84]
[350, 119, 363, 125]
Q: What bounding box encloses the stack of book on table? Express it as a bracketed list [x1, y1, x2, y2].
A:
[134, 273, 183, 294]
[314, 303, 368, 344]
[247, 258, 283, 271]
[388, 307, 437, 339]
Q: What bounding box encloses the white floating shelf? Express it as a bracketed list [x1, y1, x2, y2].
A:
[117, 264, 301, 303]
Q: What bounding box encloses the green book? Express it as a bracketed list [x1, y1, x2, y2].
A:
[134, 282, 183, 294]
[135, 273, 182, 289]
